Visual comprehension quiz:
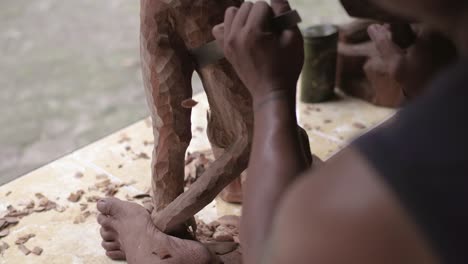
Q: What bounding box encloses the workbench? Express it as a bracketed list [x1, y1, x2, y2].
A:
[0, 91, 394, 263]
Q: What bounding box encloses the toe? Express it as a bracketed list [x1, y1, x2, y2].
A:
[100, 227, 117, 241]
[97, 197, 122, 216]
[102, 241, 121, 251]
[106, 250, 126, 260]
[97, 213, 113, 229]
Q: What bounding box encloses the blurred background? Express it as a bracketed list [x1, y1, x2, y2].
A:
[0, 0, 348, 184]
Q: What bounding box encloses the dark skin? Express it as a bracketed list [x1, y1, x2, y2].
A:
[96, 0, 468, 263]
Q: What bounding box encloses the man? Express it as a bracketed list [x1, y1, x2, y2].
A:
[96, 0, 468, 263]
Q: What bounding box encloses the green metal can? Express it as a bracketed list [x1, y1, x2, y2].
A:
[300, 24, 339, 103]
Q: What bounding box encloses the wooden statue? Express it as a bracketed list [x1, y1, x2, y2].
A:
[140, 0, 313, 237]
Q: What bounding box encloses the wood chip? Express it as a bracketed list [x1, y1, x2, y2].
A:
[74, 172, 84, 179]
[67, 190, 85, 203]
[181, 99, 199, 108]
[80, 204, 88, 211]
[0, 241, 9, 254]
[135, 152, 150, 160]
[353, 122, 367, 129]
[4, 217, 19, 224]
[118, 134, 131, 143]
[125, 146, 131, 151]
[54, 205, 67, 213]
[143, 140, 154, 146]
[118, 164, 123, 169]
[5, 191, 12, 197]
[18, 244, 31, 255]
[0, 219, 6, 229]
[32, 246, 43, 256]
[15, 233, 35, 245]
[73, 211, 91, 224]
[96, 174, 108, 180]
[35, 193, 45, 199]
[33, 207, 46, 212]
[0, 229, 9, 238]
[95, 179, 111, 188]
[86, 196, 101, 203]
[133, 193, 151, 199]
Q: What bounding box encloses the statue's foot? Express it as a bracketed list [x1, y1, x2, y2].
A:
[97, 198, 214, 264]
[220, 178, 243, 204]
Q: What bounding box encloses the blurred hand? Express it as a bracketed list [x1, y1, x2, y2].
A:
[212, 0, 304, 104]
[368, 24, 456, 100]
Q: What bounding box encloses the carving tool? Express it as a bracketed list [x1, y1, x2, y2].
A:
[191, 9, 302, 68]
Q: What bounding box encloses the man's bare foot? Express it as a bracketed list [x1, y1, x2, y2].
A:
[96, 198, 214, 264]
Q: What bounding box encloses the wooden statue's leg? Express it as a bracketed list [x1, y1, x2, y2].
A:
[140, 0, 194, 230]
[152, 60, 253, 233]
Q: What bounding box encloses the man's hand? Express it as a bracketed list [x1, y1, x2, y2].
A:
[212, 0, 304, 105]
[368, 24, 456, 100]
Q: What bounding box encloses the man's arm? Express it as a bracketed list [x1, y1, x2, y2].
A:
[263, 148, 439, 264]
[212, 1, 307, 263]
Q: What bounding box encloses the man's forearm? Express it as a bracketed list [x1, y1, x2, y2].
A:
[242, 89, 308, 264]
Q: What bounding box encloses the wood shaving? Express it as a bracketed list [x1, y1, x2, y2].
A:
[143, 140, 154, 146]
[4, 217, 20, 224]
[95, 179, 111, 188]
[80, 204, 88, 211]
[0, 241, 9, 254]
[33, 207, 46, 212]
[88, 186, 98, 192]
[73, 211, 92, 224]
[134, 152, 150, 160]
[353, 122, 367, 129]
[133, 193, 151, 199]
[67, 190, 85, 203]
[38, 197, 57, 211]
[54, 205, 67, 213]
[118, 134, 131, 144]
[74, 172, 84, 179]
[15, 233, 35, 245]
[18, 244, 31, 255]
[86, 196, 101, 203]
[0, 228, 9, 238]
[35, 193, 45, 199]
[32, 246, 43, 256]
[181, 99, 199, 108]
[96, 174, 108, 180]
